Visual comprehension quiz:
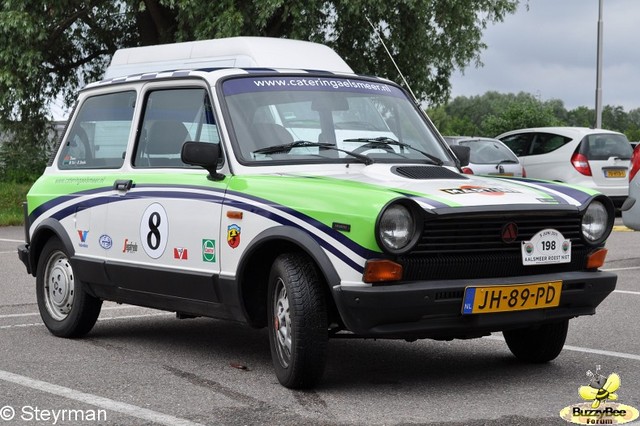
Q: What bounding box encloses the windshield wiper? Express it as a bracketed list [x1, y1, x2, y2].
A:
[252, 141, 373, 165]
[496, 159, 518, 165]
[342, 137, 444, 166]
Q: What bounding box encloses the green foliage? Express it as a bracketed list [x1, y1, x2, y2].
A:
[482, 99, 562, 136]
[0, 0, 522, 178]
[0, 181, 30, 225]
[430, 91, 640, 141]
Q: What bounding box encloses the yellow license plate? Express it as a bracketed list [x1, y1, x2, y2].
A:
[605, 169, 626, 178]
[462, 281, 562, 314]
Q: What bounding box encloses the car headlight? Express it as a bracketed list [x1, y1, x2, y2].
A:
[581, 200, 610, 243]
[376, 202, 420, 254]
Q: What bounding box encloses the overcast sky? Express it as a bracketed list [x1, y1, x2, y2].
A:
[449, 0, 638, 111]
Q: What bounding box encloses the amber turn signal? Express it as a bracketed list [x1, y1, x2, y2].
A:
[363, 259, 403, 283]
[586, 248, 608, 269]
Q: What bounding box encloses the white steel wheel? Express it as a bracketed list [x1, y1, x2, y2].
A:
[36, 237, 102, 338]
[267, 253, 328, 389]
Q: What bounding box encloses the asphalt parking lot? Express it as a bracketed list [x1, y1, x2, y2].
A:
[1, 222, 639, 425]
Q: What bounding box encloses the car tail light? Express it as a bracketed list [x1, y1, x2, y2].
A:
[462, 167, 474, 174]
[571, 152, 592, 176]
[629, 146, 640, 182]
[522, 166, 526, 178]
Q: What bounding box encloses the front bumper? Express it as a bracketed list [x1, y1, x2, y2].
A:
[332, 270, 616, 339]
[18, 243, 32, 275]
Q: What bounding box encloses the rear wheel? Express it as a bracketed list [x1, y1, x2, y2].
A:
[503, 320, 569, 363]
[268, 253, 328, 389]
[36, 237, 102, 337]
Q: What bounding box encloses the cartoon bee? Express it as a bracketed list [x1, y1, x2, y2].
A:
[578, 365, 620, 408]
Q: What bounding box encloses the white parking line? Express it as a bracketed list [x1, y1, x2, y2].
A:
[615, 290, 640, 295]
[603, 266, 640, 272]
[0, 312, 171, 329]
[0, 369, 205, 426]
[486, 335, 640, 361]
[0, 238, 23, 243]
[0, 306, 150, 320]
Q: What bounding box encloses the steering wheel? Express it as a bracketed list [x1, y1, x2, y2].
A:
[66, 127, 92, 161]
[352, 142, 396, 154]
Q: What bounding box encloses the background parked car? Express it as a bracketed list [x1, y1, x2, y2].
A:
[497, 127, 633, 207]
[444, 136, 525, 177]
[622, 144, 640, 229]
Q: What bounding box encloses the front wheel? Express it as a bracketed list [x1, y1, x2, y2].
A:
[36, 237, 102, 337]
[268, 253, 328, 389]
[503, 319, 569, 363]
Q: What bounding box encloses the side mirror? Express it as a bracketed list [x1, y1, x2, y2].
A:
[449, 145, 471, 168]
[181, 141, 224, 181]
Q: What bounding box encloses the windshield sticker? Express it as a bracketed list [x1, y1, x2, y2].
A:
[222, 76, 405, 98]
[440, 185, 520, 196]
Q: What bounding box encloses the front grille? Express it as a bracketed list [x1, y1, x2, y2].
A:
[399, 211, 589, 280]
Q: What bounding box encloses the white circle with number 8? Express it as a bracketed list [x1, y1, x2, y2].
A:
[140, 203, 168, 259]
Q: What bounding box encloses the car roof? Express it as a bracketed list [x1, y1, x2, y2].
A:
[496, 126, 624, 139]
[104, 36, 353, 79]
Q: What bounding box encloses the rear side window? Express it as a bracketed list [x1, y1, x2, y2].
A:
[58, 91, 135, 169]
[500, 133, 533, 156]
[529, 133, 571, 155]
[580, 134, 633, 160]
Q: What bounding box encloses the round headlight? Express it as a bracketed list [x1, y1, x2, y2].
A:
[378, 204, 416, 252]
[582, 200, 609, 242]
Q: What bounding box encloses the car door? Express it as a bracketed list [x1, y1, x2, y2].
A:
[104, 83, 227, 308]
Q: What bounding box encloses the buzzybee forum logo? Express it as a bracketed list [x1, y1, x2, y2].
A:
[560, 365, 639, 424]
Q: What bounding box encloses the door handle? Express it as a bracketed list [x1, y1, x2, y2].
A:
[113, 179, 133, 191]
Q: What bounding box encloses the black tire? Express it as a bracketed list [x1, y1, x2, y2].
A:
[267, 253, 328, 389]
[36, 237, 102, 337]
[503, 319, 569, 363]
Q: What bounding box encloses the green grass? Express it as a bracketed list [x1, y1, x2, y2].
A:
[0, 181, 31, 226]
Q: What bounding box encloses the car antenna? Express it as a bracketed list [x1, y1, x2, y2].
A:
[365, 16, 419, 103]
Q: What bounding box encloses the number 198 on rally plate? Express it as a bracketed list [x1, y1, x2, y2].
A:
[462, 281, 562, 314]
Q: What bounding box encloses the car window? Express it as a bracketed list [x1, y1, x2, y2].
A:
[460, 139, 518, 164]
[134, 88, 219, 168]
[581, 133, 633, 160]
[530, 133, 571, 155]
[500, 133, 533, 156]
[58, 91, 136, 169]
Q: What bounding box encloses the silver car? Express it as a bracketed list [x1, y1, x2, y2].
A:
[444, 136, 525, 177]
[622, 145, 640, 229]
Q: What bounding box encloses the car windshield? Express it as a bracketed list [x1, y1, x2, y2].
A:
[220, 75, 453, 165]
[459, 139, 519, 164]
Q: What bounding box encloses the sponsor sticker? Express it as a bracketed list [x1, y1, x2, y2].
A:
[77, 230, 89, 248]
[173, 247, 188, 260]
[99, 234, 113, 250]
[227, 224, 241, 249]
[202, 239, 216, 262]
[440, 185, 520, 195]
[122, 239, 138, 253]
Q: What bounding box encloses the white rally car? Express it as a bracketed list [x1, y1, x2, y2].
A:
[18, 37, 616, 388]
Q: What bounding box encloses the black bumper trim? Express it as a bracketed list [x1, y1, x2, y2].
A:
[332, 270, 616, 339]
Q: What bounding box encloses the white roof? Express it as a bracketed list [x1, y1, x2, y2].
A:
[105, 37, 353, 79]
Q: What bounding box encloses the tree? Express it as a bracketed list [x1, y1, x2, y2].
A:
[0, 0, 521, 181]
[482, 98, 562, 136]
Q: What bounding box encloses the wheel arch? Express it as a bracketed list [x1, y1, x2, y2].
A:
[237, 226, 341, 328]
[29, 219, 75, 277]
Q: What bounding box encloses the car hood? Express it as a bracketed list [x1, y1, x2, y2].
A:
[321, 164, 597, 211]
